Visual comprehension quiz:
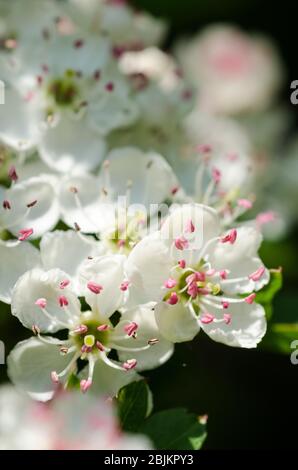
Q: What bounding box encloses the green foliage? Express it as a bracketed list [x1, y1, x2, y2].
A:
[65, 373, 80, 390]
[262, 291, 298, 355]
[262, 323, 298, 355]
[117, 380, 152, 432]
[117, 381, 207, 449]
[140, 408, 207, 450]
[255, 268, 283, 320]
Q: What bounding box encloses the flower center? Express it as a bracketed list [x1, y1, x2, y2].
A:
[104, 212, 145, 254]
[71, 317, 110, 355]
[47, 72, 79, 107]
[163, 261, 222, 313]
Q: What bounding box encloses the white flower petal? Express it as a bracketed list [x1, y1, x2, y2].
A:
[220, 257, 270, 294]
[0, 87, 41, 151]
[135, 85, 178, 129]
[103, 146, 178, 207]
[116, 436, 152, 451]
[7, 337, 73, 401]
[207, 225, 263, 266]
[80, 359, 139, 398]
[112, 303, 174, 371]
[88, 92, 138, 135]
[2, 176, 60, 239]
[79, 254, 126, 318]
[10, 157, 57, 181]
[58, 174, 115, 233]
[200, 302, 267, 348]
[126, 233, 172, 306]
[40, 230, 103, 295]
[160, 203, 221, 250]
[154, 301, 200, 343]
[45, 34, 110, 76]
[206, 226, 269, 293]
[11, 268, 81, 333]
[38, 115, 106, 173]
[0, 240, 41, 304]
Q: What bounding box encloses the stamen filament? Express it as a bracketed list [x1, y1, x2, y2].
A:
[57, 352, 80, 379]
[110, 343, 151, 352]
[99, 352, 124, 371]
[40, 307, 72, 329]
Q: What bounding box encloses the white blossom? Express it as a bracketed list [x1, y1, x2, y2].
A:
[8, 255, 173, 400]
[126, 203, 269, 347]
[175, 24, 284, 115]
[0, 385, 152, 450]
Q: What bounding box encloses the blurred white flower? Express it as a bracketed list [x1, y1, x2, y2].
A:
[58, 146, 179, 236]
[0, 34, 139, 171]
[175, 24, 284, 115]
[118, 47, 193, 132]
[254, 136, 298, 240]
[0, 174, 59, 238]
[173, 113, 257, 201]
[62, 0, 167, 48]
[0, 0, 62, 47]
[0, 385, 152, 450]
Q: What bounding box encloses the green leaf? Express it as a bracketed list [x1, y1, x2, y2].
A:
[140, 408, 207, 450]
[260, 239, 297, 282]
[65, 373, 80, 390]
[239, 268, 282, 320]
[261, 291, 298, 354]
[262, 323, 298, 355]
[117, 380, 152, 432]
[255, 269, 282, 305]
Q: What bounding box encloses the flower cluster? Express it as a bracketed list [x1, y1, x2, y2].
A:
[0, 0, 279, 451]
[6, 200, 270, 399]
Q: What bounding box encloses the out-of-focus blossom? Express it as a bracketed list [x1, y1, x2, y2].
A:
[58, 147, 180, 236]
[0, 0, 62, 48]
[159, 113, 257, 216]
[175, 24, 284, 115]
[0, 174, 59, 238]
[0, 34, 138, 171]
[62, 0, 167, 49]
[254, 137, 298, 240]
[0, 386, 152, 450]
[118, 47, 193, 132]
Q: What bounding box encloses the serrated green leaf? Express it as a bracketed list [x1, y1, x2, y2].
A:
[117, 380, 152, 432]
[140, 408, 207, 450]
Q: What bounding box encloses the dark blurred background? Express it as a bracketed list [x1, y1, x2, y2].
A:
[131, 0, 298, 449]
[1, 0, 298, 450]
